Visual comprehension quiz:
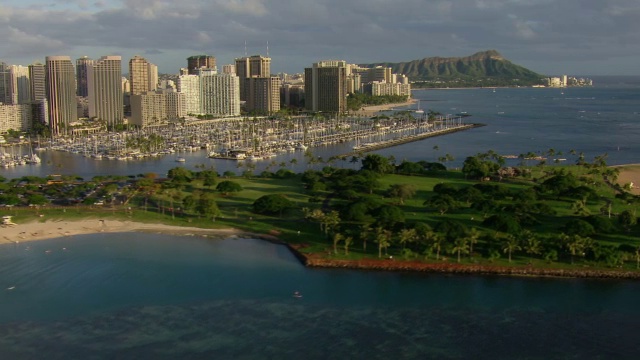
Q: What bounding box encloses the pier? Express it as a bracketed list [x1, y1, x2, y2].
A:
[342, 123, 484, 156]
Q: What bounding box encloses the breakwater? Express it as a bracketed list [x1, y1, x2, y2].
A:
[289, 245, 640, 279]
[343, 123, 484, 156]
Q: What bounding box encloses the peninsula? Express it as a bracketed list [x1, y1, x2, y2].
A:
[2, 156, 640, 280]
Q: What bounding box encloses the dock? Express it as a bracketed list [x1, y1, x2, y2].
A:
[342, 123, 485, 156]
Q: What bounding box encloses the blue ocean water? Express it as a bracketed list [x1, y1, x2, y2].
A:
[1, 233, 639, 359]
[378, 84, 640, 167]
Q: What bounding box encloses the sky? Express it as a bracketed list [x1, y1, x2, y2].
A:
[1, 0, 639, 76]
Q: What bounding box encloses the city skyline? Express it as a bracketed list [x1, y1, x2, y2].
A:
[1, 0, 639, 76]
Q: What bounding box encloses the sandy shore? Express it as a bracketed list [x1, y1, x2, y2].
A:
[0, 219, 246, 244]
[614, 164, 640, 195]
[359, 99, 417, 116]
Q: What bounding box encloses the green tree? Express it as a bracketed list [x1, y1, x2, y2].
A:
[196, 193, 221, 221]
[466, 227, 481, 257]
[253, 194, 293, 216]
[502, 234, 521, 263]
[398, 228, 418, 250]
[425, 194, 459, 215]
[201, 170, 217, 188]
[521, 230, 542, 257]
[167, 167, 193, 184]
[361, 154, 394, 174]
[483, 214, 521, 236]
[374, 227, 392, 258]
[343, 236, 354, 256]
[451, 237, 469, 263]
[461, 155, 500, 180]
[386, 183, 417, 205]
[332, 232, 343, 255]
[216, 180, 243, 195]
[618, 210, 637, 231]
[374, 205, 405, 229]
[428, 233, 445, 260]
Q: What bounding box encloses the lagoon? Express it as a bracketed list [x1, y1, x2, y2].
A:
[1, 233, 639, 358]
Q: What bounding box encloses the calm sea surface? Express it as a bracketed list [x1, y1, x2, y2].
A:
[1, 77, 640, 358]
[1, 233, 639, 359]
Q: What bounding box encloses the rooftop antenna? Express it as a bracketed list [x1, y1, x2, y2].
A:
[244, 40, 247, 57]
[266, 41, 269, 57]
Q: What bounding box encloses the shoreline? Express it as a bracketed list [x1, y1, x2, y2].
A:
[4, 219, 639, 280]
[0, 219, 270, 245]
[360, 99, 417, 115]
[290, 246, 640, 280]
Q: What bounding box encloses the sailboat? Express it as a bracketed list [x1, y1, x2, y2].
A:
[415, 100, 424, 114]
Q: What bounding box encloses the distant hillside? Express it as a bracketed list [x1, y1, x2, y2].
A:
[362, 50, 546, 87]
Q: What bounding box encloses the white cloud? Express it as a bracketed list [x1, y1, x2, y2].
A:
[0, 0, 638, 75]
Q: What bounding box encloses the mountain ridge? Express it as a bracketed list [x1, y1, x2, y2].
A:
[361, 50, 545, 87]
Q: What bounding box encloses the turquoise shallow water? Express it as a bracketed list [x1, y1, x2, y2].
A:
[1, 233, 639, 359]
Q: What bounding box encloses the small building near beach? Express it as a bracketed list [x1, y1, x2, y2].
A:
[2, 215, 16, 226]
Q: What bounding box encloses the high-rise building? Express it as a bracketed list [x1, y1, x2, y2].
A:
[148, 63, 158, 91]
[27, 62, 48, 126]
[177, 74, 201, 115]
[235, 55, 271, 102]
[246, 77, 281, 114]
[46, 56, 77, 135]
[281, 84, 305, 108]
[29, 62, 46, 102]
[130, 90, 185, 128]
[222, 64, 236, 75]
[9, 65, 31, 104]
[76, 56, 93, 97]
[129, 56, 151, 95]
[0, 103, 32, 133]
[304, 60, 348, 113]
[200, 72, 240, 117]
[0, 62, 10, 104]
[187, 55, 216, 75]
[88, 56, 123, 127]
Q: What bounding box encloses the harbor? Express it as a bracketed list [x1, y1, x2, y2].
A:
[3, 112, 473, 170]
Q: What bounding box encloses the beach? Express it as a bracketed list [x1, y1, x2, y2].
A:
[359, 98, 417, 116]
[0, 218, 245, 244]
[614, 164, 640, 195]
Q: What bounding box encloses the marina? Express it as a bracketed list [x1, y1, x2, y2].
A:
[1, 112, 471, 170]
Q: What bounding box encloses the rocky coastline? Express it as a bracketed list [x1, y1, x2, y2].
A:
[287, 245, 640, 280]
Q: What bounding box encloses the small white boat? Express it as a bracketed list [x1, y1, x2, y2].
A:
[175, 157, 186, 162]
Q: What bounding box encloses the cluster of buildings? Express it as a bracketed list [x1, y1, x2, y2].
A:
[1, 54, 410, 135]
[545, 75, 593, 88]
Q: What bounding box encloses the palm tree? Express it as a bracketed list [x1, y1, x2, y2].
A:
[360, 224, 372, 253]
[502, 234, 521, 263]
[343, 236, 353, 256]
[398, 228, 417, 250]
[332, 232, 343, 255]
[375, 227, 392, 258]
[429, 233, 444, 260]
[521, 230, 542, 257]
[451, 237, 469, 263]
[565, 235, 584, 264]
[466, 227, 481, 257]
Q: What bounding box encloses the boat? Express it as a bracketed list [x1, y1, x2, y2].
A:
[293, 291, 303, 298]
[415, 100, 424, 114]
[175, 157, 186, 162]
